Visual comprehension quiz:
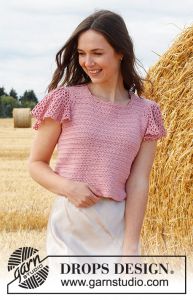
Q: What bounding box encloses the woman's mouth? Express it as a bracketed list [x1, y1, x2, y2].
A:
[88, 69, 102, 76]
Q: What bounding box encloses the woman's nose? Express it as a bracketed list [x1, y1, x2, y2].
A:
[84, 56, 95, 67]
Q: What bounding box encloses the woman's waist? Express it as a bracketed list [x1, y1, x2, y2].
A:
[53, 174, 127, 201]
[99, 196, 124, 202]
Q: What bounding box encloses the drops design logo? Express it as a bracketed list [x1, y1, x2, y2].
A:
[8, 247, 49, 289]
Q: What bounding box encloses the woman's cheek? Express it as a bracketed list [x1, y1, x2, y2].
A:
[78, 57, 84, 67]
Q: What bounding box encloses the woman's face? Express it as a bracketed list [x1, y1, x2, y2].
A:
[77, 29, 123, 84]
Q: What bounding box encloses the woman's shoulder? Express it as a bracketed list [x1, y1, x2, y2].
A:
[51, 84, 87, 100]
[67, 83, 88, 97]
[133, 93, 167, 140]
[48, 83, 84, 92]
[132, 93, 158, 106]
[132, 93, 162, 115]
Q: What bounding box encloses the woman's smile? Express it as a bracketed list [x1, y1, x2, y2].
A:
[88, 69, 102, 76]
[77, 29, 123, 85]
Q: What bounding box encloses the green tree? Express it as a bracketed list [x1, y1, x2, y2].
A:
[0, 87, 8, 97]
[19, 90, 38, 106]
[9, 88, 18, 100]
[0, 95, 20, 117]
[20, 100, 37, 110]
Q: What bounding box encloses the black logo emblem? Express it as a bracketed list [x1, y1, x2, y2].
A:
[8, 247, 49, 289]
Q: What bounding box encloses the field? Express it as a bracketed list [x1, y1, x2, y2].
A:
[0, 118, 56, 276]
[0, 118, 192, 277]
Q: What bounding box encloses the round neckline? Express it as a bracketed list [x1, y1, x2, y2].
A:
[83, 83, 134, 108]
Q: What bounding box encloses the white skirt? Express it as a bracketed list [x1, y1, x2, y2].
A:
[46, 196, 127, 267]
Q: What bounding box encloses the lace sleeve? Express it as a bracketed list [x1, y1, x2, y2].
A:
[30, 86, 71, 130]
[143, 101, 167, 141]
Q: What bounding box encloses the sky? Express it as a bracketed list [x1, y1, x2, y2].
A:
[0, 0, 192, 100]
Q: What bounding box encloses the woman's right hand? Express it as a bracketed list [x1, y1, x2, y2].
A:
[64, 179, 101, 208]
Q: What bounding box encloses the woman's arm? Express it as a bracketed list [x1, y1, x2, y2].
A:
[28, 118, 72, 196]
[28, 117, 100, 206]
[122, 140, 158, 255]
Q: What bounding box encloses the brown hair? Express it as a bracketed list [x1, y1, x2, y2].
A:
[47, 9, 149, 96]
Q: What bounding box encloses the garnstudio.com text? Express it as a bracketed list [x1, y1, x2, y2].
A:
[60, 276, 169, 288]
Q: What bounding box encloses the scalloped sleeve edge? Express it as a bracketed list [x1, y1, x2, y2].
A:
[143, 101, 167, 141]
[30, 87, 71, 130]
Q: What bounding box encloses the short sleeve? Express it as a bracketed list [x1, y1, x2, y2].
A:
[30, 86, 71, 130]
[143, 101, 167, 141]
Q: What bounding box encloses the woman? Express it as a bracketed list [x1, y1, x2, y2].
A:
[28, 9, 167, 267]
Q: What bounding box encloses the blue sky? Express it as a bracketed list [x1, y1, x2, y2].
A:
[0, 0, 192, 100]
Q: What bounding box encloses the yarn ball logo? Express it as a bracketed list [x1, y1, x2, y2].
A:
[7, 247, 49, 289]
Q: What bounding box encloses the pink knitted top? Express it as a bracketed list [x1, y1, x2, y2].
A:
[30, 83, 167, 201]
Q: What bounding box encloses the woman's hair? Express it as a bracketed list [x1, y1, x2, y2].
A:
[47, 9, 149, 96]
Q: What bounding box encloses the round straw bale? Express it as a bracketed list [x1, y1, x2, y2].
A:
[12, 108, 32, 128]
[141, 25, 193, 256]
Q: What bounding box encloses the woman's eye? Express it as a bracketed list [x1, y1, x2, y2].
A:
[78, 53, 102, 56]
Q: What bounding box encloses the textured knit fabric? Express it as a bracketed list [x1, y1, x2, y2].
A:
[30, 83, 167, 201]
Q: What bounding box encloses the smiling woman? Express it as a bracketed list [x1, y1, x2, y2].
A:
[47, 9, 147, 97]
[77, 30, 121, 82]
[77, 29, 129, 104]
[28, 9, 167, 267]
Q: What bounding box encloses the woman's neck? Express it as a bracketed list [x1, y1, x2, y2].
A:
[87, 81, 129, 104]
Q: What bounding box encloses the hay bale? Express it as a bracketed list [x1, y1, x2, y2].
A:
[141, 25, 193, 255]
[12, 108, 31, 128]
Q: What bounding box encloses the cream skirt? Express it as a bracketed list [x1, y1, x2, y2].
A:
[46, 196, 127, 266]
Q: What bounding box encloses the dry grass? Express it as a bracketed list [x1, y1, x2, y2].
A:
[0, 118, 54, 276]
[0, 119, 56, 232]
[141, 24, 193, 260]
[13, 108, 31, 128]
